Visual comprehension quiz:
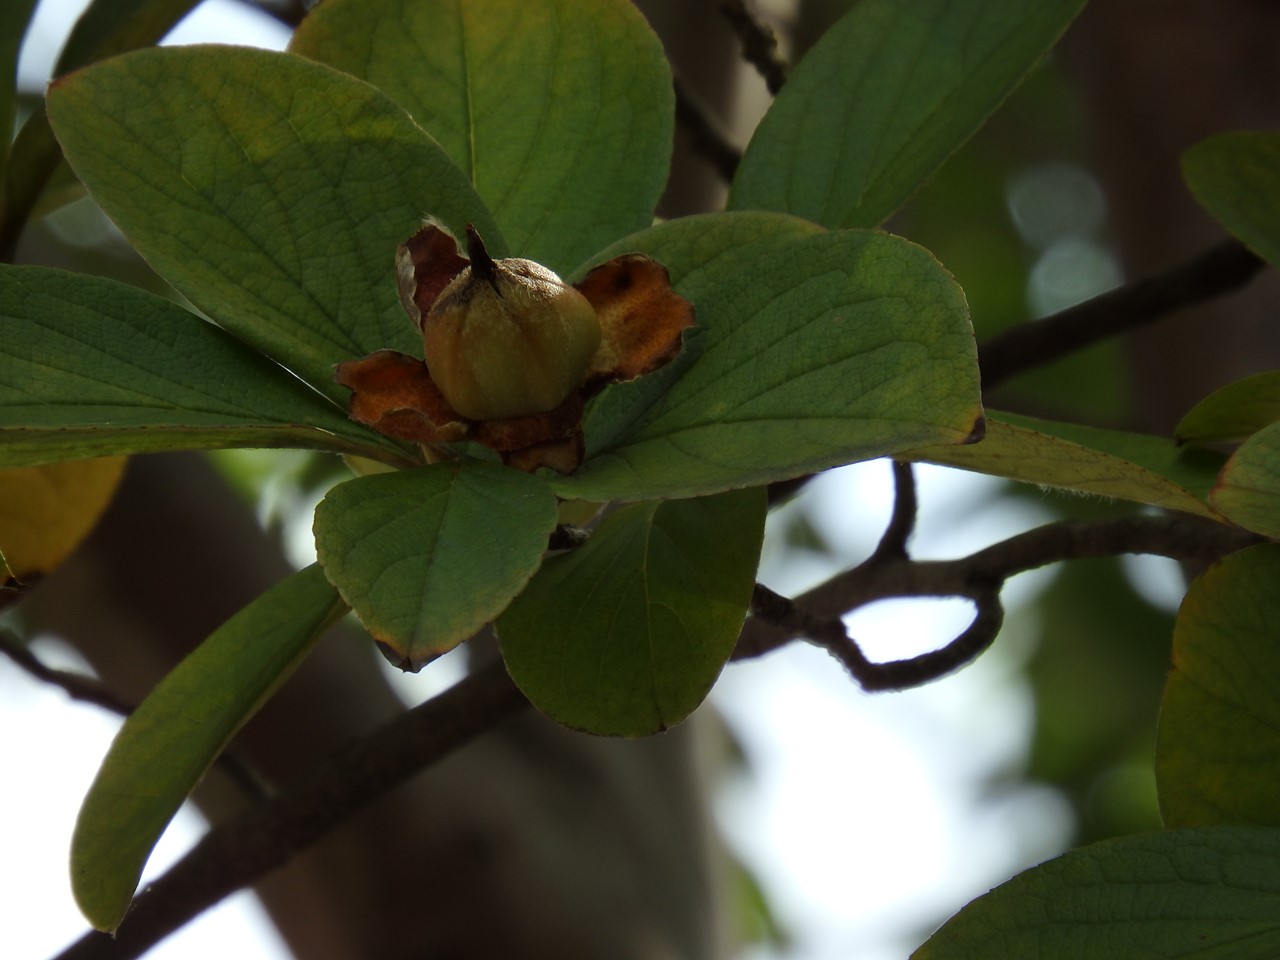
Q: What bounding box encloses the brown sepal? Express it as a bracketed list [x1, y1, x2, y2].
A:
[335, 349, 467, 444]
[472, 393, 587, 474]
[395, 225, 469, 330]
[470, 392, 585, 452]
[502, 434, 585, 474]
[577, 254, 696, 384]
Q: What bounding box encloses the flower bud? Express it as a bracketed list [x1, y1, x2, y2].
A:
[422, 227, 601, 421]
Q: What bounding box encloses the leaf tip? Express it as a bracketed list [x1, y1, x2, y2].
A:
[374, 638, 438, 673]
[963, 414, 986, 445]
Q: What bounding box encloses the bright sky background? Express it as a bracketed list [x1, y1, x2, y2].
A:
[2, 3, 1172, 959]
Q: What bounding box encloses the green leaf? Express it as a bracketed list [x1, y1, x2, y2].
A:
[498, 487, 766, 736]
[1184, 131, 1280, 265]
[0, 0, 39, 178]
[914, 826, 1280, 959]
[1177, 371, 1280, 444]
[1208, 422, 1280, 538]
[1, 0, 201, 257]
[0, 266, 410, 468]
[71, 564, 347, 933]
[290, 0, 672, 275]
[554, 214, 983, 502]
[908, 412, 1226, 519]
[1157, 546, 1280, 829]
[46, 45, 503, 404]
[728, 0, 1086, 228]
[573, 211, 825, 458]
[314, 463, 558, 670]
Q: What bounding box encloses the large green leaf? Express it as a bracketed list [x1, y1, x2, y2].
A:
[1157, 546, 1280, 829]
[728, 0, 1086, 228]
[909, 412, 1226, 519]
[0, 266, 409, 467]
[290, 0, 672, 275]
[914, 827, 1280, 959]
[1208, 421, 1280, 538]
[498, 487, 766, 736]
[314, 463, 558, 670]
[1184, 131, 1280, 266]
[46, 45, 503, 404]
[1177, 371, 1280, 444]
[553, 214, 982, 502]
[71, 564, 347, 933]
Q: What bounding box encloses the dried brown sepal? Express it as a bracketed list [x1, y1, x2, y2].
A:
[502, 434, 585, 474]
[577, 255, 696, 385]
[470, 393, 585, 452]
[335, 349, 467, 444]
[395, 225, 469, 330]
[471, 393, 587, 473]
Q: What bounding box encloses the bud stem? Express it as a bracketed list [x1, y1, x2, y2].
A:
[464, 224, 500, 292]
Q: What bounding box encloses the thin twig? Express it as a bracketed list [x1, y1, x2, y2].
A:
[0, 628, 133, 716]
[55, 658, 528, 960]
[868, 461, 917, 562]
[738, 512, 1260, 663]
[979, 238, 1267, 391]
[751, 582, 1004, 691]
[719, 0, 789, 95]
[0, 629, 270, 803]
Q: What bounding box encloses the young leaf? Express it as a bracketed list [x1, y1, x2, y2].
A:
[1184, 131, 1280, 266]
[0, 458, 125, 584]
[313, 463, 559, 670]
[71, 564, 347, 933]
[908, 412, 1226, 519]
[1177, 370, 1280, 444]
[1208, 421, 1280, 538]
[1157, 545, 1280, 828]
[729, 0, 1086, 228]
[0, 266, 409, 468]
[46, 45, 503, 404]
[497, 487, 766, 736]
[914, 826, 1280, 959]
[290, 0, 672, 275]
[555, 217, 983, 502]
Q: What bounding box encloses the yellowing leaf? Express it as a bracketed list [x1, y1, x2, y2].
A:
[0, 457, 125, 583]
[909, 413, 1225, 519]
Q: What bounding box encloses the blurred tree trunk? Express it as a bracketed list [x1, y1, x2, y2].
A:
[1061, 0, 1280, 433]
